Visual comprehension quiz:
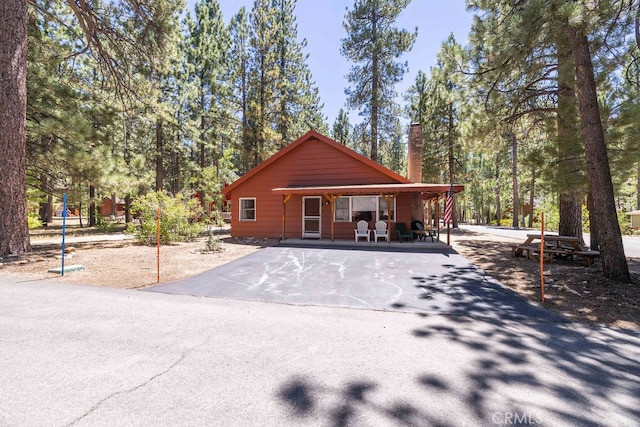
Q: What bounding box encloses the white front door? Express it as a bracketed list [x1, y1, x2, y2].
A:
[302, 197, 321, 238]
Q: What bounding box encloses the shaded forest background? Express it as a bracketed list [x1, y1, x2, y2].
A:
[20, 0, 640, 231]
[9, 1, 640, 241]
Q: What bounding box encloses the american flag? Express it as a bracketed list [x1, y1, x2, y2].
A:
[444, 183, 454, 225]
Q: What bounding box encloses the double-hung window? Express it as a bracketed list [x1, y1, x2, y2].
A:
[334, 197, 350, 222]
[378, 197, 395, 221]
[239, 198, 256, 221]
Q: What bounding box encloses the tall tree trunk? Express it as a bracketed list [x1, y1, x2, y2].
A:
[0, 0, 31, 256]
[258, 61, 266, 164]
[200, 112, 206, 170]
[242, 60, 250, 173]
[568, 26, 630, 283]
[279, 35, 287, 150]
[557, 30, 584, 242]
[528, 167, 535, 228]
[111, 192, 117, 217]
[123, 116, 132, 223]
[559, 193, 583, 240]
[370, 14, 378, 162]
[89, 185, 96, 227]
[39, 194, 54, 226]
[125, 194, 132, 224]
[39, 176, 53, 225]
[156, 119, 164, 191]
[520, 185, 526, 227]
[199, 108, 206, 208]
[510, 132, 519, 228]
[495, 154, 501, 224]
[448, 103, 457, 228]
[587, 191, 599, 251]
[637, 144, 640, 209]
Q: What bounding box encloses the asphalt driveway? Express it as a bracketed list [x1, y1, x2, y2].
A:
[147, 243, 562, 323]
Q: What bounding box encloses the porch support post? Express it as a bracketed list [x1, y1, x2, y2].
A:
[436, 196, 441, 241]
[281, 194, 292, 241]
[381, 193, 398, 243]
[442, 190, 450, 245]
[323, 193, 340, 241]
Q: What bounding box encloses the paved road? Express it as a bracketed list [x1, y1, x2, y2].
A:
[463, 224, 640, 258]
[30, 233, 135, 246]
[1, 242, 639, 426]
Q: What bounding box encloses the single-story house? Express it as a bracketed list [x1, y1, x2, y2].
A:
[628, 210, 640, 229]
[100, 197, 126, 217]
[222, 127, 463, 241]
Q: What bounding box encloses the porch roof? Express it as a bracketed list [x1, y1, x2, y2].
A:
[272, 183, 464, 200]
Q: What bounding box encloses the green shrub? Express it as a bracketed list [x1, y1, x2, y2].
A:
[127, 191, 204, 244]
[203, 231, 222, 253]
[27, 214, 42, 229]
[95, 215, 123, 232]
[533, 202, 559, 232]
[497, 218, 512, 227]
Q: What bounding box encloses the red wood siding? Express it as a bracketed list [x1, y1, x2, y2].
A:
[100, 198, 125, 217]
[228, 134, 418, 239]
[248, 139, 402, 187]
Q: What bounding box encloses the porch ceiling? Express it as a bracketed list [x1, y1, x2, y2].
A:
[272, 183, 464, 199]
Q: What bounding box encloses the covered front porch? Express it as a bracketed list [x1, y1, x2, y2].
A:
[272, 183, 464, 242]
[277, 236, 452, 251]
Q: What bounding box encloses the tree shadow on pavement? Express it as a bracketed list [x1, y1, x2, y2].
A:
[278, 377, 445, 427]
[275, 261, 640, 426]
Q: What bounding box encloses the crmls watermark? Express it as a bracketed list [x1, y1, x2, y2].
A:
[492, 411, 543, 425]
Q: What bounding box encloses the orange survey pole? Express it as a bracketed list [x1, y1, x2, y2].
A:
[540, 212, 545, 303]
[157, 207, 161, 283]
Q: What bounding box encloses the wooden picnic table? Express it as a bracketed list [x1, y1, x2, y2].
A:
[512, 233, 600, 266]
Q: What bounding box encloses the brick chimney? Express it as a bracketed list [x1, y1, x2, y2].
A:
[407, 123, 424, 223]
[407, 123, 423, 183]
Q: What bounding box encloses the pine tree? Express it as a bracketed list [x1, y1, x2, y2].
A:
[272, 0, 301, 148]
[0, 0, 183, 255]
[566, 19, 630, 282]
[247, 0, 279, 166]
[468, 0, 632, 282]
[332, 109, 351, 146]
[241, 0, 325, 167]
[407, 35, 466, 226]
[228, 7, 252, 173]
[1, 0, 31, 255]
[183, 0, 230, 205]
[272, 0, 326, 144]
[341, 0, 416, 163]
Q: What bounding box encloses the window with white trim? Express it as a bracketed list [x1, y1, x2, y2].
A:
[335, 197, 350, 222]
[352, 196, 377, 222]
[379, 197, 395, 221]
[239, 198, 256, 221]
[333, 196, 396, 222]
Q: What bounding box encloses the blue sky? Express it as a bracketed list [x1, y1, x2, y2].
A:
[186, 0, 474, 126]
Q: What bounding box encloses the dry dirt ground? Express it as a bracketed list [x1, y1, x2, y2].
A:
[1, 226, 638, 331]
[448, 227, 640, 331]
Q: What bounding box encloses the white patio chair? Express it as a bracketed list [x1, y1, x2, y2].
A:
[354, 220, 370, 242]
[373, 220, 389, 242]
